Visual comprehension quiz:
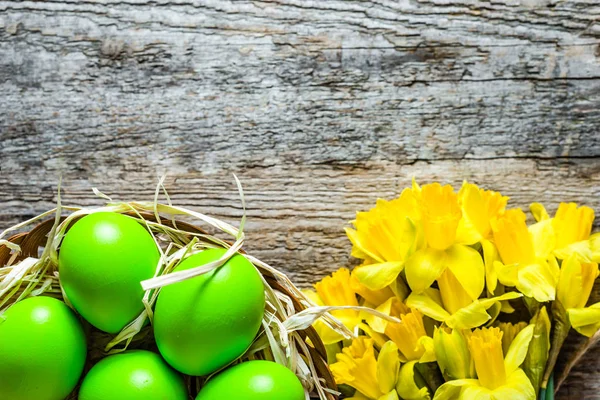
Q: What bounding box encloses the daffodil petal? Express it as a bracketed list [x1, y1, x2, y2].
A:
[495, 261, 518, 287]
[530, 203, 549, 222]
[377, 341, 400, 393]
[491, 369, 535, 400]
[389, 276, 410, 301]
[504, 325, 534, 375]
[456, 218, 482, 246]
[432, 379, 478, 400]
[406, 292, 451, 322]
[305, 288, 348, 344]
[568, 303, 600, 337]
[478, 292, 522, 310]
[500, 299, 515, 313]
[556, 254, 584, 310]
[548, 255, 561, 281]
[378, 391, 400, 400]
[358, 322, 392, 350]
[445, 301, 491, 330]
[461, 385, 492, 400]
[528, 219, 555, 260]
[446, 244, 485, 300]
[303, 288, 323, 306]
[515, 262, 557, 302]
[396, 361, 430, 400]
[418, 336, 437, 363]
[348, 393, 370, 400]
[440, 293, 522, 330]
[345, 227, 385, 263]
[354, 261, 405, 291]
[591, 233, 600, 263]
[554, 240, 593, 263]
[434, 328, 473, 380]
[313, 319, 347, 345]
[412, 177, 421, 193]
[482, 239, 499, 294]
[406, 248, 446, 294]
[365, 297, 395, 334]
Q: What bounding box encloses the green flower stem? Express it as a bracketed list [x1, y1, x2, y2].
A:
[523, 296, 541, 318]
[539, 372, 554, 400]
[542, 302, 570, 390]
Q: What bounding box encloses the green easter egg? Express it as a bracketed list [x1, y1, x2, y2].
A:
[195, 360, 305, 400]
[79, 350, 188, 400]
[0, 296, 87, 400]
[154, 248, 265, 376]
[59, 212, 160, 333]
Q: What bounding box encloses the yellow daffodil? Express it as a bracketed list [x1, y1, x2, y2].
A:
[556, 254, 600, 336]
[303, 268, 361, 344]
[386, 305, 435, 363]
[433, 326, 535, 400]
[567, 302, 600, 337]
[389, 314, 437, 399]
[434, 327, 475, 380]
[531, 202, 597, 263]
[491, 209, 559, 302]
[541, 255, 600, 389]
[364, 298, 434, 400]
[455, 182, 508, 295]
[364, 298, 434, 363]
[557, 254, 599, 311]
[331, 337, 400, 400]
[346, 189, 421, 290]
[405, 183, 485, 311]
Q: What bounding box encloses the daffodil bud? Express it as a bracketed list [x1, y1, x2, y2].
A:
[395, 361, 430, 400]
[433, 327, 473, 380]
[523, 307, 551, 395]
[553, 202, 594, 250]
[556, 254, 598, 310]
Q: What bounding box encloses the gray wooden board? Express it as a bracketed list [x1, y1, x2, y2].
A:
[1, 0, 600, 397]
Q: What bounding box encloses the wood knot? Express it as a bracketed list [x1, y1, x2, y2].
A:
[100, 39, 126, 60]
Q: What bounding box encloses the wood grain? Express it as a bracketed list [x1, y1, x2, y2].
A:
[1, 0, 600, 397]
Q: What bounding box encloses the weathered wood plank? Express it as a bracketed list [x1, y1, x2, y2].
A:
[1, 0, 600, 397]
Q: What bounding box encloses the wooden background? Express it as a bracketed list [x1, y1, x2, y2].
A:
[1, 0, 599, 397]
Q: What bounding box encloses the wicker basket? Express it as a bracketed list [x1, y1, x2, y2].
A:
[0, 212, 337, 400]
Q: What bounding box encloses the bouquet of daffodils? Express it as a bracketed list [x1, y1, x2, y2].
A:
[305, 180, 600, 400]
